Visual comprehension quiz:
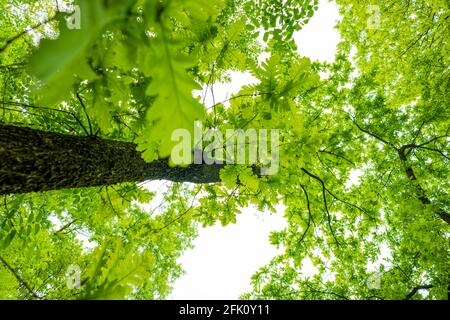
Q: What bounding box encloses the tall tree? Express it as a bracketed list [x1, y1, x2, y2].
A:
[244, 0, 450, 300]
[0, 0, 448, 300]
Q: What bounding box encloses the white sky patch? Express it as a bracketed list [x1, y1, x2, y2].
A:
[48, 213, 63, 231]
[169, 205, 287, 300]
[345, 168, 363, 188]
[294, 0, 341, 64]
[300, 257, 320, 278]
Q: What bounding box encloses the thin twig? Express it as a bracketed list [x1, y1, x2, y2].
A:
[76, 93, 93, 136]
[404, 284, 433, 300]
[0, 15, 58, 53]
[301, 168, 341, 246]
[298, 184, 312, 244]
[0, 256, 42, 299]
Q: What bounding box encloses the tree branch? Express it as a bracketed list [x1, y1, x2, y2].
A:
[398, 146, 450, 225]
[53, 219, 79, 235]
[301, 168, 341, 246]
[318, 149, 356, 167]
[150, 186, 203, 233]
[349, 116, 397, 150]
[404, 284, 433, 300]
[1, 101, 90, 135]
[0, 15, 58, 53]
[298, 183, 313, 244]
[0, 256, 42, 299]
[76, 93, 94, 136]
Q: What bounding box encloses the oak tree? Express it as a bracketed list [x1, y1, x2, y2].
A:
[0, 0, 448, 300]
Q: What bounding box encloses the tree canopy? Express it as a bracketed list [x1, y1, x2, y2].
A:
[0, 0, 449, 300]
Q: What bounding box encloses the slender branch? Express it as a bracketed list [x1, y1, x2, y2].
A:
[404, 134, 449, 150]
[150, 186, 203, 233]
[301, 168, 340, 246]
[350, 117, 397, 150]
[403, 131, 449, 160]
[331, 191, 373, 221]
[404, 284, 433, 300]
[318, 150, 356, 167]
[0, 256, 42, 299]
[1, 101, 90, 135]
[205, 92, 271, 111]
[112, 114, 138, 137]
[417, 134, 449, 147]
[0, 15, 58, 53]
[409, 121, 426, 147]
[415, 146, 449, 161]
[298, 184, 312, 244]
[398, 146, 450, 225]
[399, 26, 431, 57]
[302, 164, 372, 220]
[76, 93, 93, 136]
[0, 62, 27, 69]
[53, 219, 79, 235]
[105, 188, 119, 216]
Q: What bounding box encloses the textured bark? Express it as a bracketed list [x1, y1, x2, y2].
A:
[398, 147, 450, 225]
[0, 124, 225, 195]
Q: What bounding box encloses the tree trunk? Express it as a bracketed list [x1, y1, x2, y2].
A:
[0, 124, 224, 195]
[398, 147, 450, 226]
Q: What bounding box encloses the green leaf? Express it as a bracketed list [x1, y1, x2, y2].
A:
[136, 28, 205, 162]
[1, 230, 16, 249]
[220, 166, 238, 188]
[29, 0, 126, 104]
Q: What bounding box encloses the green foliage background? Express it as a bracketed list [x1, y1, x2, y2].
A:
[0, 0, 448, 299]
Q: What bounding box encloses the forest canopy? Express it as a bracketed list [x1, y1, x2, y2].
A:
[0, 0, 449, 300]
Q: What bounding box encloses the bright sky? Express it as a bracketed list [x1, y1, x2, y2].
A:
[168, 1, 341, 300]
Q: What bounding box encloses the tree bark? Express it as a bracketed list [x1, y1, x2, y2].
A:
[398, 146, 450, 225]
[0, 124, 224, 195]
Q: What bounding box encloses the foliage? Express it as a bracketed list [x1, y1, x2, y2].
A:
[0, 0, 449, 300]
[242, 0, 450, 300]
